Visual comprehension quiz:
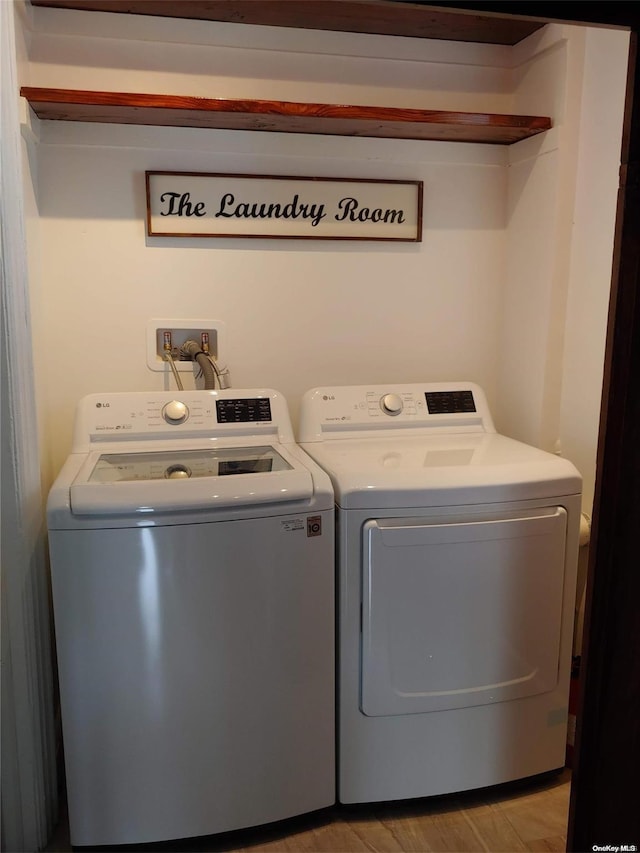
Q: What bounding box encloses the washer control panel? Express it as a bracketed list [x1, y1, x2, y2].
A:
[83, 395, 274, 434]
[73, 390, 293, 450]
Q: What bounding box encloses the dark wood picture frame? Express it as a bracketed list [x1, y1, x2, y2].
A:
[145, 171, 423, 242]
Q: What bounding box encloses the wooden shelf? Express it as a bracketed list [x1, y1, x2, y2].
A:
[29, 1, 546, 46]
[20, 88, 552, 145]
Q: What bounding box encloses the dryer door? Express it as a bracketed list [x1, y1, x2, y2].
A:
[361, 507, 567, 716]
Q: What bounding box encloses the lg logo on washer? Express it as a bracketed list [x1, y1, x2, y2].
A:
[307, 516, 322, 537]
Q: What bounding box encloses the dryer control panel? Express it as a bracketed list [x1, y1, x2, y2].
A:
[298, 382, 496, 442]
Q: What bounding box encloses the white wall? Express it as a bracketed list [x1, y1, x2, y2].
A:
[20, 7, 630, 511]
[26, 8, 510, 479]
[28, 6, 513, 112]
[498, 24, 586, 449]
[559, 27, 629, 516]
[497, 24, 628, 516]
[35, 126, 507, 476]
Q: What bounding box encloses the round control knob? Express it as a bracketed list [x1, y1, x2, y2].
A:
[380, 393, 403, 416]
[165, 464, 191, 479]
[162, 400, 189, 424]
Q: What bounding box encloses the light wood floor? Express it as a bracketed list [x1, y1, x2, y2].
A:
[45, 769, 571, 852]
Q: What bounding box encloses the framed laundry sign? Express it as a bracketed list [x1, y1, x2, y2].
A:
[146, 172, 423, 242]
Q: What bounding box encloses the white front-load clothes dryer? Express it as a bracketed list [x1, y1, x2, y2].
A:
[47, 389, 335, 847]
[298, 382, 581, 804]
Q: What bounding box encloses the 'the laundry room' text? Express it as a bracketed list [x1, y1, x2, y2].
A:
[158, 191, 406, 227]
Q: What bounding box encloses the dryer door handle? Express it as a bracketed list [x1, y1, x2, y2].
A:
[368, 507, 566, 547]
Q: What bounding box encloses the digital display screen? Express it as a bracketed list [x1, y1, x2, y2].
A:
[218, 458, 274, 476]
[425, 390, 476, 415]
[216, 398, 272, 423]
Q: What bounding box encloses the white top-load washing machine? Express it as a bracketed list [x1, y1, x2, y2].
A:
[47, 389, 335, 847]
[298, 382, 581, 804]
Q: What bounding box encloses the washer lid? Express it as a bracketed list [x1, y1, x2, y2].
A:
[69, 444, 313, 514]
[301, 433, 581, 508]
